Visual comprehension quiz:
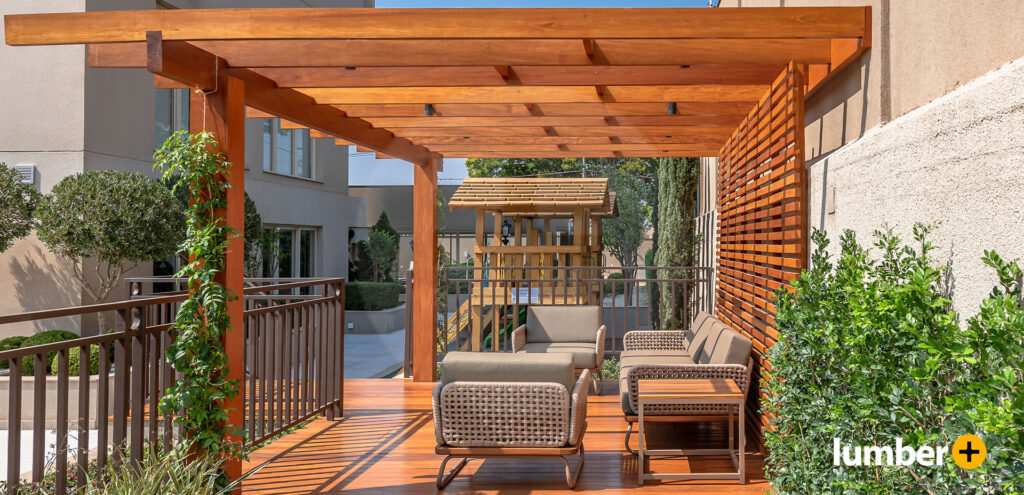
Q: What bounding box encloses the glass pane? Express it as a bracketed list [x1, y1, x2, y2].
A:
[294, 129, 311, 178]
[276, 125, 292, 175]
[262, 119, 273, 171]
[277, 230, 294, 278]
[261, 228, 275, 277]
[173, 88, 190, 133]
[299, 230, 314, 278]
[154, 89, 172, 148]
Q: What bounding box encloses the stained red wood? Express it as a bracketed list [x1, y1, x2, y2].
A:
[715, 63, 807, 445]
[241, 379, 767, 494]
[189, 74, 247, 483]
[412, 158, 440, 382]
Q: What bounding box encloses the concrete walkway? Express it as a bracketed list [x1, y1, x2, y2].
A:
[344, 329, 405, 378]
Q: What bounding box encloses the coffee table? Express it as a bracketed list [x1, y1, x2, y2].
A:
[636, 378, 745, 485]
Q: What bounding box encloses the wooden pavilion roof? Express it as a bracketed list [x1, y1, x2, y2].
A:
[449, 177, 610, 213]
[4, 7, 870, 163]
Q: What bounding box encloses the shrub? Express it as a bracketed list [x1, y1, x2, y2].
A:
[603, 272, 626, 295]
[0, 335, 27, 369]
[764, 226, 1024, 494]
[51, 344, 101, 375]
[600, 356, 619, 380]
[18, 330, 79, 376]
[345, 281, 404, 311]
[0, 163, 40, 253]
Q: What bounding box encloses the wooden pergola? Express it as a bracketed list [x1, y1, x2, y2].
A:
[5, 6, 870, 455]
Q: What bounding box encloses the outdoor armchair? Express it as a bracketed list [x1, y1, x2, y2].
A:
[432, 351, 590, 489]
[618, 311, 753, 454]
[511, 305, 605, 394]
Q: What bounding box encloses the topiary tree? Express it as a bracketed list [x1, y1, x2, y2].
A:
[35, 170, 186, 330]
[0, 163, 41, 252]
[654, 157, 701, 330]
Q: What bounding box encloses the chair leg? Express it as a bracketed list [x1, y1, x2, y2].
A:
[560, 444, 586, 489]
[590, 376, 603, 396]
[624, 422, 637, 455]
[436, 456, 468, 489]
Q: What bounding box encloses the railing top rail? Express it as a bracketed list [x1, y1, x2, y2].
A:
[0, 292, 188, 325]
[441, 265, 712, 271]
[243, 277, 345, 295]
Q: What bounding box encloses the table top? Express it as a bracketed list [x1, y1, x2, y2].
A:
[637, 378, 743, 401]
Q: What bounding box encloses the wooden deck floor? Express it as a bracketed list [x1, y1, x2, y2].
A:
[241, 379, 768, 494]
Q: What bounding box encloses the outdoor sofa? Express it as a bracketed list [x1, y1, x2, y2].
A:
[619, 311, 754, 454]
[511, 305, 605, 394]
[432, 351, 590, 489]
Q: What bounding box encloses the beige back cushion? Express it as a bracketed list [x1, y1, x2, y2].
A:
[687, 311, 714, 340]
[440, 351, 576, 392]
[687, 316, 724, 358]
[527, 305, 602, 343]
[696, 321, 730, 364]
[709, 329, 753, 365]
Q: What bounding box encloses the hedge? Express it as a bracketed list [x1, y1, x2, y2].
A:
[17, 330, 79, 376]
[345, 281, 405, 311]
[51, 344, 101, 375]
[0, 336, 27, 369]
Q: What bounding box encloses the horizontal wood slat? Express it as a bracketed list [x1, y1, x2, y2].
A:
[715, 62, 806, 447]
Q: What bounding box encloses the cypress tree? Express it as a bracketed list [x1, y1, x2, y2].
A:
[654, 157, 701, 329]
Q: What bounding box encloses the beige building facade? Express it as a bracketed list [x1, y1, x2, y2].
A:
[698, 0, 1024, 316]
[0, 0, 372, 337]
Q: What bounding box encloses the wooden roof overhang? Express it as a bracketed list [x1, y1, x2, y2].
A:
[449, 177, 611, 214]
[4, 7, 870, 162]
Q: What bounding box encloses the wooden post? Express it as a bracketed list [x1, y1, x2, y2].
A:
[412, 156, 440, 381]
[190, 75, 246, 480]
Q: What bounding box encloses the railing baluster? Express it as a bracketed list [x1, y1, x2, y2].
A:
[7, 356, 21, 495]
[148, 331, 159, 448]
[32, 353, 45, 482]
[113, 310, 129, 467]
[161, 330, 173, 451]
[130, 308, 145, 466]
[97, 337, 110, 472]
[77, 344, 91, 492]
[56, 348, 68, 495]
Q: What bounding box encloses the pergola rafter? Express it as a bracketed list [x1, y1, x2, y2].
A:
[3, 6, 870, 404]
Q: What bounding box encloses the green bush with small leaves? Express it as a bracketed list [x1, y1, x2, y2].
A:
[0, 336, 27, 369]
[345, 281, 405, 311]
[18, 330, 79, 376]
[600, 356, 619, 381]
[0, 163, 40, 253]
[764, 226, 1024, 494]
[51, 344, 101, 375]
[603, 272, 626, 295]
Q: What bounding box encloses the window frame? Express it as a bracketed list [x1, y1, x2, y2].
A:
[261, 118, 316, 180]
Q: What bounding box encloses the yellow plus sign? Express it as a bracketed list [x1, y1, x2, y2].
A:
[951, 434, 986, 470]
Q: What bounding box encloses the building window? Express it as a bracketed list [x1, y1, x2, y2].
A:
[261, 226, 317, 281]
[262, 118, 314, 179]
[155, 88, 189, 148]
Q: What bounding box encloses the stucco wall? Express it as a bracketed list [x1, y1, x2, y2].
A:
[808, 56, 1024, 316]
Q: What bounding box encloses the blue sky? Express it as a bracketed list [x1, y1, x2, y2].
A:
[348, 0, 712, 185]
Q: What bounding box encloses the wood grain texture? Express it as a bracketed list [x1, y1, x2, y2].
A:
[7, 7, 869, 44]
[715, 63, 807, 445]
[241, 379, 767, 494]
[412, 158, 440, 382]
[298, 85, 770, 104]
[638, 379, 743, 400]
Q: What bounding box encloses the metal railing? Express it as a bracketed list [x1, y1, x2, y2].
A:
[436, 265, 712, 355]
[0, 278, 344, 494]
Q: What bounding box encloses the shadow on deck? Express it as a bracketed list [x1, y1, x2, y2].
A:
[242, 379, 768, 494]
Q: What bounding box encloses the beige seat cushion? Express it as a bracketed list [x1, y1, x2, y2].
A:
[687, 311, 714, 340]
[520, 342, 597, 369]
[709, 329, 753, 365]
[526, 305, 602, 343]
[440, 351, 576, 392]
[618, 351, 694, 414]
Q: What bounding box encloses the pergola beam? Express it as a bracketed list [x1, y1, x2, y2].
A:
[363, 115, 744, 128]
[391, 125, 734, 138]
[336, 102, 757, 117]
[298, 85, 769, 104]
[6, 8, 869, 45]
[144, 32, 435, 164]
[437, 151, 718, 158]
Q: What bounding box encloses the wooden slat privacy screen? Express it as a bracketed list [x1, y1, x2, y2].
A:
[715, 62, 807, 440]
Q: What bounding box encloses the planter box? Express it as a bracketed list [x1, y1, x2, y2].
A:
[346, 304, 405, 334]
[0, 373, 116, 429]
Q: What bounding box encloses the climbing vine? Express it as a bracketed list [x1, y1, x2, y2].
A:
[154, 130, 244, 459]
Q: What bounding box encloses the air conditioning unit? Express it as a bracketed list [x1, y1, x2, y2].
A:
[13, 164, 35, 185]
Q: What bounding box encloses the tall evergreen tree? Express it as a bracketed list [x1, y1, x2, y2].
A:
[654, 157, 701, 329]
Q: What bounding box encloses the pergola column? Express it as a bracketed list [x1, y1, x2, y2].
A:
[189, 75, 247, 479]
[412, 156, 440, 381]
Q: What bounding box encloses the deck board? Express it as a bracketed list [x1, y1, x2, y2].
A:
[242, 379, 768, 494]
